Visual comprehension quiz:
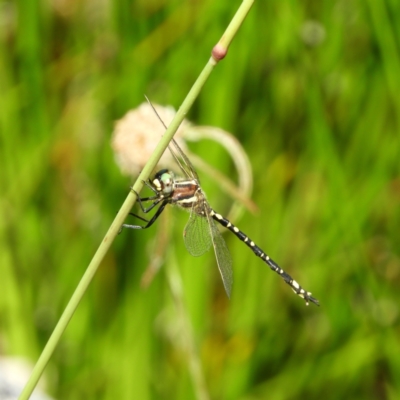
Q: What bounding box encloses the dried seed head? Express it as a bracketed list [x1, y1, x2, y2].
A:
[111, 103, 190, 176]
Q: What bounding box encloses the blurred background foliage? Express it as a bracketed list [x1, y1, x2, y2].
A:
[1, 0, 400, 399]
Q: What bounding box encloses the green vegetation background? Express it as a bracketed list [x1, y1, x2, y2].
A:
[1, 0, 399, 399]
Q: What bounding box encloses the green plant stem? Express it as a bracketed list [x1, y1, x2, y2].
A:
[18, 1, 254, 398]
[166, 252, 210, 400]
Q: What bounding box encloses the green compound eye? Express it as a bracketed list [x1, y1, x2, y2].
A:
[159, 171, 174, 194]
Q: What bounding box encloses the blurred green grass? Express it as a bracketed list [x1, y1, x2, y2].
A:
[1, 0, 400, 399]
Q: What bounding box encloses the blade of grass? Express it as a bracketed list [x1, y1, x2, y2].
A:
[18, 1, 254, 399]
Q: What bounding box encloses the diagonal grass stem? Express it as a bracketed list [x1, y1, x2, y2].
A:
[18, 1, 254, 399]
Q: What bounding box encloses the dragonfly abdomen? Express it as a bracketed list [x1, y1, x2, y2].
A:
[210, 209, 319, 306]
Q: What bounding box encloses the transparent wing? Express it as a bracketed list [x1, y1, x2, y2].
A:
[169, 138, 200, 182]
[205, 211, 233, 298]
[183, 211, 212, 257]
[144, 97, 199, 181]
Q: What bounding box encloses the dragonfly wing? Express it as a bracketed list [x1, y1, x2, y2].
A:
[169, 138, 200, 182]
[205, 212, 233, 298]
[183, 210, 212, 257]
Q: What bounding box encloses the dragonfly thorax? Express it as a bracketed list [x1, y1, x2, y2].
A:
[152, 169, 175, 196]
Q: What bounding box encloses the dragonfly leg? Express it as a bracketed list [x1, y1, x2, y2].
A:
[135, 195, 163, 214]
[118, 212, 148, 234]
[122, 200, 169, 230]
[130, 179, 158, 195]
[128, 213, 149, 223]
[129, 181, 164, 214]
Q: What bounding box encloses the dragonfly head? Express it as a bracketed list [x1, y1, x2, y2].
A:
[153, 169, 175, 196]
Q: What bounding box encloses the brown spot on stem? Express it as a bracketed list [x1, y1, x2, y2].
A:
[212, 44, 227, 61]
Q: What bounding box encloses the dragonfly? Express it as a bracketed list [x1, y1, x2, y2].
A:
[122, 108, 319, 306]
